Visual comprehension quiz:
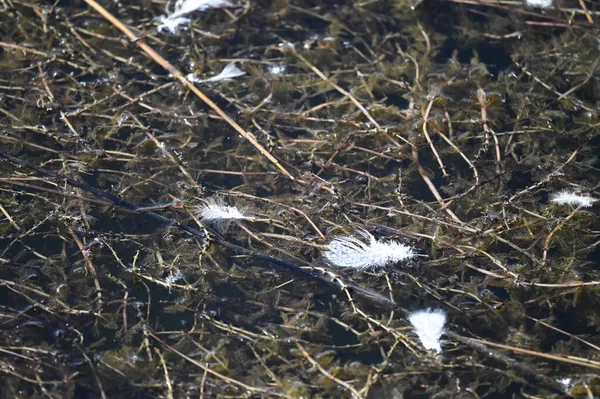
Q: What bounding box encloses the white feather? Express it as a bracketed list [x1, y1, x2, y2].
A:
[168, 0, 232, 20]
[187, 63, 246, 83]
[156, 0, 232, 34]
[165, 268, 183, 285]
[408, 309, 447, 353]
[525, 0, 552, 8]
[195, 198, 254, 230]
[156, 16, 191, 34]
[323, 229, 415, 269]
[549, 190, 597, 208]
[268, 65, 286, 75]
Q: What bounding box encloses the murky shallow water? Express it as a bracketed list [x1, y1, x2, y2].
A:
[1, 0, 600, 397]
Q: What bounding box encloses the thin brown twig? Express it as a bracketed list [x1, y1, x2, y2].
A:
[287, 45, 381, 130]
[525, 315, 600, 352]
[436, 114, 480, 197]
[542, 205, 582, 263]
[410, 144, 462, 223]
[577, 0, 594, 24]
[149, 333, 276, 396]
[505, 149, 578, 204]
[67, 227, 103, 313]
[422, 97, 448, 176]
[294, 341, 362, 399]
[155, 348, 174, 399]
[458, 335, 600, 371]
[82, 0, 295, 180]
[476, 89, 501, 171]
[229, 191, 325, 239]
[0, 203, 22, 232]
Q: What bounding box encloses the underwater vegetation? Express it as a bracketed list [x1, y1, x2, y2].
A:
[1, 0, 600, 397]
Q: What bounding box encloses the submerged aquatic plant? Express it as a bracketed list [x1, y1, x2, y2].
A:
[408, 309, 447, 353]
[195, 197, 255, 230]
[323, 229, 416, 269]
[3, 0, 600, 396]
[549, 190, 597, 208]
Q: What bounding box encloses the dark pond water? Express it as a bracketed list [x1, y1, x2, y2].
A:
[1, 0, 600, 397]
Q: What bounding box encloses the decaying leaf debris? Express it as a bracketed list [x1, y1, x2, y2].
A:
[1, 0, 600, 397]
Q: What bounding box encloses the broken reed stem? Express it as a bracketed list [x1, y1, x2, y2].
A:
[410, 144, 463, 223]
[577, 0, 594, 24]
[422, 97, 448, 177]
[436, 115, 480, 198]
[154, 348, 174, 399]
[295, 341, 362, 399]
[506, 149, 578, 204]
[453, 333, 600, 371]
[476, 89, 501, 172]
[542, 205, 581, 263]
[82, 0, 294, 180]
[149, 333, 275, 396]
[525, 315, 600, 352]
[289, 46, 381, 129]
[229, 190, 326, 239]
[67, 227, 104, 313]
[0, 203, 21, 232]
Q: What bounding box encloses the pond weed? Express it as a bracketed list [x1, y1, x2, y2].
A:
[1, 0, 600, 397]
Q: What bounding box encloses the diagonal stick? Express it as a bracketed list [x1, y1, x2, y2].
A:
[82, 0, 294, 180]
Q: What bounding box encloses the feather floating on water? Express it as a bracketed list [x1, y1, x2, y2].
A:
[187, 62, 246, 83]
[165, 268, 183, 285]
[168, 0, 232, 20]
[156, 16, 191, 34]
[408, 308, 447, 353]
[549, 190, 597, 208]
[157, 0, 232, 34]
[525, 0, 552, 8]
[323, 229, 416, 269]
[195, 197, 254, 230]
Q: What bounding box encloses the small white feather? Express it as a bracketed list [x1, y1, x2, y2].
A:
[156, 15, 191, 34]
[187, 63, 246, 83]
[549, 190, 597, 208]
[268, 65, 286, 75]
[525, 0, 552, 8]
[156, 0, 232, 34]
[408, 309, 447, 353]
[206, 62, 246, 82]
[323, 229, 416, 269]
[165, 268, 183, 285]
[168, 0, 232, 20]
[196, 198, 254, 229]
